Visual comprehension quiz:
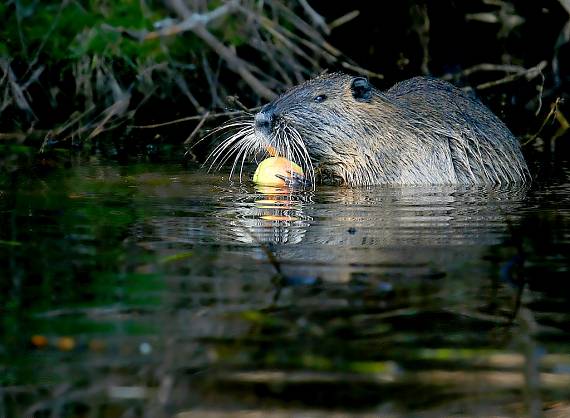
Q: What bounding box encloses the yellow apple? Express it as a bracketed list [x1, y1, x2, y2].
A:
[253, 156, 304, 186]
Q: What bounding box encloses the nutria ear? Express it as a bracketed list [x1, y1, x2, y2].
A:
[351, 77, 372, 101]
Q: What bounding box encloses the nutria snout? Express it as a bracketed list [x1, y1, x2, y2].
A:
[208, 72, 529, 186]
[254, 110, 274, 136]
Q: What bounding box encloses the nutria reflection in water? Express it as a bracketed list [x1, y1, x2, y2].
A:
[199, 184, 527, 282]
[207, 73, 529, 186]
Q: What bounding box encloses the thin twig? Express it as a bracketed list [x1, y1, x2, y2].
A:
[130, 107, 259, 129]
[183, 111, 210, 145]
[172, 70, 205, 113]
[21, 65, 44, 90]
[225, 96, 251, 112]
[52, 105, 97, 137]
[146, 0, 239, 38]
[249, 10, 322, 68]
[274, 1, 326, 45]
[329, 10, 360, 30]
[442, 63, 528, 81]
[473, 61, 548, 90]
[522, 97, 561, 146]
[164, 0, 277, 100]
[192, 25, 277, 100]
[103, 0, 276, 99]
[0, 59, 38, 119]
[535, 72, 545, 116]
[201, 53, 224, 108]
[23, 0, 66, 79]
[86, 95, 131, 140]
[340, 62, 384, 80]
[298, 0, 330, 34]
[274, 1, 343, 59]
[248, 31, 294, 85]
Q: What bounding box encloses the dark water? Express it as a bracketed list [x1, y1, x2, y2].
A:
[1, 156, 569, 418]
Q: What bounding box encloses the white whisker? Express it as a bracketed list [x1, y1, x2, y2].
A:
[191, 119, 252, 149]
[214, 134, 256, 171]
[203, 112, 314, 187]
[204, 125, 254, 171]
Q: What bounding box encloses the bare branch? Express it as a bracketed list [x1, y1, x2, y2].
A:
[191, 24, 277, 100]
[340, 62, 384, 80]
[443, 63, 530, 81]
[473, 61, 547, 90]
[104, 0, 278, 100]
[183, 110, 210, 145]
[102, 0, 239, 40]
[329, 10, 360, 30]
[298, 0, 330, 34]
[130, 108, 260, 129]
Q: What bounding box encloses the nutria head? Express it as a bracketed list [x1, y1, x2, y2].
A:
[207, 72, 529, 186]
[253, 73, 382, 183]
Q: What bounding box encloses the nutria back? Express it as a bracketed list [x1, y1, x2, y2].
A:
[214, 72, 529, 186]
[384, 76, 529, 184]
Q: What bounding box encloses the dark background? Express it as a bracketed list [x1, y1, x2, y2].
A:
[314, 1, 568, 81]
[0, 0, 568, 169]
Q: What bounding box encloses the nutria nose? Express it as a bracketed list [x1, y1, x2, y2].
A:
[254, 110, 274, 135]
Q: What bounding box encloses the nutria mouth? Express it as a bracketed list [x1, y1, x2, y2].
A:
[207, 72, 529, 186]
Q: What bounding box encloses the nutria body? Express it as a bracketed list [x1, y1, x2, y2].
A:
[212, 73, 529, 186]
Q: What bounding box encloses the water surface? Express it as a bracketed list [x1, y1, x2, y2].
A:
[1, 157, 569, 417]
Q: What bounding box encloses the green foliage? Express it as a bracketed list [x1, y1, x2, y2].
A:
[0, 1, 189, 63]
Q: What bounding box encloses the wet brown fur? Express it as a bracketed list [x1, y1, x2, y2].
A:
[210, 73, 529, 186]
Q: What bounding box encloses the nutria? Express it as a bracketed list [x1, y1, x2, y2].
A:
[207, 73, 529, 186]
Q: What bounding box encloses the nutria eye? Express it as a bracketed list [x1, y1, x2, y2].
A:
[313, 94, 327, 103]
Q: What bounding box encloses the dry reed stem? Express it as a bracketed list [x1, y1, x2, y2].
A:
[0, 59, 37, 119]
[162, 0, 276, 100]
